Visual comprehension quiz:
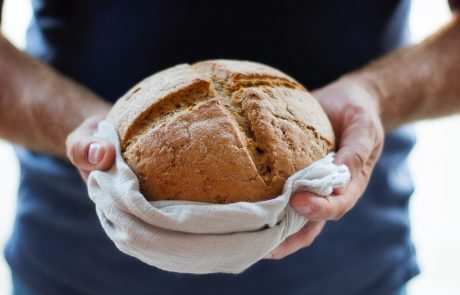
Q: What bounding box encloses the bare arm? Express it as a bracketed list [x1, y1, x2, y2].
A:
[269, 12, 460, 258]
[350, 12, 460, 131]
[0, 6, 110, 157]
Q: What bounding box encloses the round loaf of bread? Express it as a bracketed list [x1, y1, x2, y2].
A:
[107, 60, 335, 204]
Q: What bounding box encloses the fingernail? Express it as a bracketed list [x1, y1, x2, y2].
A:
[88, 143, 104, 165]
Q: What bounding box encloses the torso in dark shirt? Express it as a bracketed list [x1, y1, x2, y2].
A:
[5, 1, 419, 294]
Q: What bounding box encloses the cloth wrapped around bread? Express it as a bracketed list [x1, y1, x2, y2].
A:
[107, 60, 335, 203]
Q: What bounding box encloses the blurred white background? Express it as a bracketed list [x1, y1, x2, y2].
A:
[1, 0, 460, 294]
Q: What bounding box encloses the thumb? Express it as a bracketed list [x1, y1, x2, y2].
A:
[66, 118, 115, 173]
[68, 138, 115, 171]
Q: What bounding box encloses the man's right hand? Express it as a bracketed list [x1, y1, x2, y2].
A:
[66, 115, 116, 181]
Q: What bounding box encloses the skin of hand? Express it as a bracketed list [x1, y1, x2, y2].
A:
[265, 78, 384, 259]
[265, 12, 460, 259]
[66, 115, 115, 181]
[1, 0, 459, 263]
[63, 12, 460, 261]
[65, 77, 385, 261]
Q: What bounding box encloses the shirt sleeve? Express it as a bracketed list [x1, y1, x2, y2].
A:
[449, 0, 460, 9]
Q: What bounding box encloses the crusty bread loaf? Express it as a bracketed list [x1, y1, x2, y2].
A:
[107, 60, 335, 203]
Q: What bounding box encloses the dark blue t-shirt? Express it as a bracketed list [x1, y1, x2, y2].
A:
[5, 1, 419, 294]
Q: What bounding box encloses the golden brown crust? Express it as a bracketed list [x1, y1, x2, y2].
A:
[106, 64, 211, 146]
[107, 59, 335, 203]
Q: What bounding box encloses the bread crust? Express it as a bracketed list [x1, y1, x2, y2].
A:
[107, 60, 335, 203]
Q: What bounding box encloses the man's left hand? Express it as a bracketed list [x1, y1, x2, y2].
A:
[266, 77, 384, 259]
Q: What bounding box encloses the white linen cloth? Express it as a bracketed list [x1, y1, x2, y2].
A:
[87, 121, 350, 274]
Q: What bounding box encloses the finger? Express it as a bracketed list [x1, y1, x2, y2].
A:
[66, 124, 115, 172]
[67, 136, 115, 171]
[290, 171, 367, 221]
[289, 117, 377, 221]
[289, 119, 376, 221]
[334, 117, 375, 178]
[265, 221, 325, 260]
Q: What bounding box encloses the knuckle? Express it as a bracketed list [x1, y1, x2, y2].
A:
[346, 199, 357, 212]
[374, 120, 385, 136]
[306, 203, 324, 220]
[374, 140, 384, 155]
[332, 208, 347, 220]
[331, 200, 350, 220]
[71, 139, 90, 166]
[303, 238, 314, 247]
[372, 121, 385, 146]
[348, 149, 367, 173]
[360, 114, 375, 127]
[360, 166, 372, 180]
[374, 133, 385, 154]
[346, 102, 366, 115]
[311, 199, 336, 221]
[331, 194, 359, 221]
[343, 105, 366, 125]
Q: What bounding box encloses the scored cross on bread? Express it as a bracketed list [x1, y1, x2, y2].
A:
[107, 59, 335, 203]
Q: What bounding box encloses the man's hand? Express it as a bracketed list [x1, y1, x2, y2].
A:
[266, 13, 460, 260]
[266, 78, 384, 259]
[66, 115, 116, 181]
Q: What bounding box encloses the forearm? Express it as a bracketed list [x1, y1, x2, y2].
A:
[0, 34, 111, 157]
[344, 12, 460, 131]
